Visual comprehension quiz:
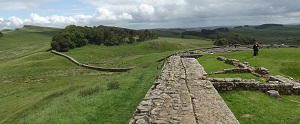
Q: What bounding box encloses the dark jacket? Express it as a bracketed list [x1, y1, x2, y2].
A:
[253, 44, 259, 51]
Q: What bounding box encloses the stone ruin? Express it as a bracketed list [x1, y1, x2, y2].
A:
[130, 56, 239, 124]
[214, 56, 270, 78]
[210, 56, 300, 95]
[208, 77, 300, 95]
[130, 54, 300, 124]
[156, 50, 203, 62]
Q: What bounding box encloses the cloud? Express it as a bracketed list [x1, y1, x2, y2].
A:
[0, 0, 48, 10]
[0, 7, 134, 30]
[118, 13, 133, 20]
[94, 8, 117, 21]
[138, 4, 155, 16]
[30, 13, 50, 24]
[1, 0, 300, 30]
[9, 16, 28, 28]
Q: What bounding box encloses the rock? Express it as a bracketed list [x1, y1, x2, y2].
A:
[136, 118, 148, 124]
[217, 56, 227, 61]
[267, 90, 280, 98]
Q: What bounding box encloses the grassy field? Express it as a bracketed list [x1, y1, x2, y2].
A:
[231, 25, 300, 45]
[154, 25, 300, 45]
[199, 48, 300, 80]
[1, 26, 300, 124]
[0, 27, 213, 124]
[198, 48, 300, 123]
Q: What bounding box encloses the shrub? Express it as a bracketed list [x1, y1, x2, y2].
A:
[107, 81, 119, 90]
[79, 85, 101, 97]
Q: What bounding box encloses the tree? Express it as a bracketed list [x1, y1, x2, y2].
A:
[127, 35, 135, 44]
[51, 41, 60, 51]
[0, 32, 3, 38]
[138, 33, 146, 42]
[214, 38, 229, 46]
[51, 24, 156, 51]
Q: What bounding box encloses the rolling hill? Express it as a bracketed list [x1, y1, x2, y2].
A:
[1, 25, 300, 123]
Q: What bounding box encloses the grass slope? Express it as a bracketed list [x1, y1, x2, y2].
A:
[198, 48, 300, 80]
[154, 25, 300, 45]
[1, 26, 300, 124]
[0, 27, 213, 124]
[198, 48, 300, 123]
[232, 25, 300, 45]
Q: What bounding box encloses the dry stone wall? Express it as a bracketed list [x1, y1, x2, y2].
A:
[51, 50, 132, 72]
[215, 56, 270, 78]
[156, 50, 203, 62]
[130, 56, 239, 124]
[209, 77, 300, 95]
[212, 56, 300, 95]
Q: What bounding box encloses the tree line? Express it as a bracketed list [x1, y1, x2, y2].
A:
[255, 24, 284, 29]
[182, 28, 256, 46]
[51, 25, 157, 52]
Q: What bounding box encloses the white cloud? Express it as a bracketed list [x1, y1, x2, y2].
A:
[30, 13, 50, 24]
[138, 4, 155, 16]
[94, 8, 117, 21]
[118, 13, 133, 20]
[2, 0, 300, 30]
[9, 16, 26, 28]
[0, 0, 46, 10]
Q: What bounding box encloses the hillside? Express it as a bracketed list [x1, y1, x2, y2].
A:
[0, 26, 213, 123]
[231, 25, 300, 45]
[1, 25, 300, 123]
[153, 24, 300, 45]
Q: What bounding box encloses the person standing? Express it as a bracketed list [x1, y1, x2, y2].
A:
[253, 42, 259, 57]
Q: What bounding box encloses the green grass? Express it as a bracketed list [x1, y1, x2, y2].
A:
[1, 26, 300, 123]
[0, 26, 213, 124]
[221, 91, 300, 124]
[198, 48, 300, 123]
[232, 25, 300, 45]
[199, 48, 300, 80]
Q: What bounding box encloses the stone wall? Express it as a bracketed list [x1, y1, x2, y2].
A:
[211, 56, 300, 95]
[130, 56, 239, 124]
[208, 77, 300, 95]
[216, 56, 270, 78]
[51, 50, 132, 72]
[156, 50, 202, 62]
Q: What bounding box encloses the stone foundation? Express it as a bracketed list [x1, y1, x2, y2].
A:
[208, 78, 300, 95]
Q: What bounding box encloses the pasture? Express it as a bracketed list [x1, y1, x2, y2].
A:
[1, 26, 300, 123]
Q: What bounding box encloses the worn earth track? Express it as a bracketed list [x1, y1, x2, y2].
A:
[130, 56, 239, 124]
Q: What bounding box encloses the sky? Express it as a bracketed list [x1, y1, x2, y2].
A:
[1, 0, 300, 30]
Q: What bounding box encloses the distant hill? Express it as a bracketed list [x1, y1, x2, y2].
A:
[153, 24, 300, 45]
[254, 24, 284, 29]
[231, 24, 300, 45]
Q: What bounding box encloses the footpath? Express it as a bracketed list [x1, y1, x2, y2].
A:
[130, 56, 239, 124]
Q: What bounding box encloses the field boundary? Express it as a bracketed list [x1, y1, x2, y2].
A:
[51, 50, 132, 72]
